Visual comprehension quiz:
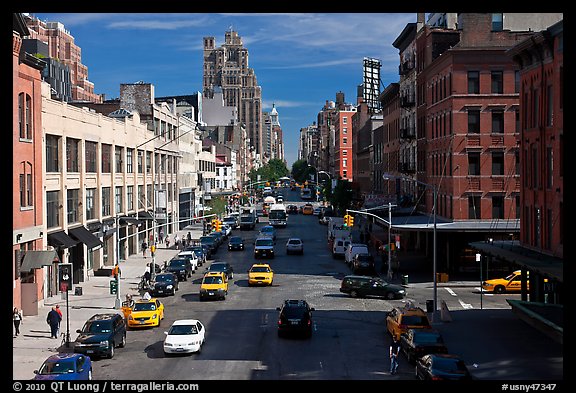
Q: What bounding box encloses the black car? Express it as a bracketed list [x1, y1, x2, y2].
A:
[276, 299, 315, 338]
[415, 353, 472, 380]
[286, 204, 299, 214]
[400, 329, 448, 364]
[151, 272, 179, 297]
[340, 275, 406, 299]
[73, 313, 126, 359]
[200, 236, 218, 254]
[185, 245, 206, 266]
[228, 236, 244, 251]
[351, 253, 376, 275]
[209, 231, 226, 245]
[165, 258, 193, 281]
[206, 261, 234, 280]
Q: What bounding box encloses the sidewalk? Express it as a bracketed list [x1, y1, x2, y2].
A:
[12, 227, 202, 381]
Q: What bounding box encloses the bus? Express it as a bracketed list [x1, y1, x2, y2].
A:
[268, 204, 288, 227]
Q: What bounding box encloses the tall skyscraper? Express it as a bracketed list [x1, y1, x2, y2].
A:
[203, 30, 263, 156]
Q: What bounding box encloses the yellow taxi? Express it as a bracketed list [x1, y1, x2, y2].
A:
[302, 204, 314, 215]
[199, 272, 228, 301]
[122, 298, 164, 329]
[482, 270, 530, 293]
[247, 263, 274, 286]
[386, 305, 431, 341]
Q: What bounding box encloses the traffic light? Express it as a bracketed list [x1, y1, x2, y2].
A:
[348, 215, 354, 227]
[58, 263, 73, 292]
[214, 219, 221, 232]
[343, 214, 350, 227]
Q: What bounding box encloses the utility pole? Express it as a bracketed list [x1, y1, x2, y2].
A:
[387, 202, 393, 280]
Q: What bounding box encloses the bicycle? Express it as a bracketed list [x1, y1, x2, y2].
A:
[60, 332, 72, 348]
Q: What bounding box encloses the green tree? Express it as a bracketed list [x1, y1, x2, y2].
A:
[248, 159, 289, 184]
[291, 159, 314, 184]
[328, 179, 353, 216]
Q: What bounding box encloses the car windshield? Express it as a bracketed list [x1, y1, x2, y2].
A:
[402, 315, 430, 326]
[288, 239, 301, 245]
[230, 237, 242, 243]
[251, 266, 270, 273]
[155, 274, 175, 283]
[282, 307, 308, 318]
[414, 331, 443, 344]
[168, 324, 198, 335]
[203, 276, 223, 284]
[83, 321, 112, 334]
[433, 358, 468, 372]
[38, 360, 75, 375]
[133, 303, 156, 311]
[169, 260, 186, 268]
[256, 238, 274, 247]
[209, 264, 227, 272]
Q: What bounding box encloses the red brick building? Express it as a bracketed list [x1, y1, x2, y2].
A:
[13, 13, 50, 314]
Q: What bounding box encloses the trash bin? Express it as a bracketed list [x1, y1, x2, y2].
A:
[74, 286, 83, 296]
[426, 300, 434, 313]
[401, 274, 409, 285]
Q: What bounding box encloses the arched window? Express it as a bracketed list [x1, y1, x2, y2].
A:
[19, 161, 33, 207]
[18, 93, 33, 140]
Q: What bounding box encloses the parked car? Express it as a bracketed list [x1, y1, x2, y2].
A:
[151, 272, 179, 297]
[33, 353, 93, 380]
[163, 319, 205, 355]
[206, 261, 234, 280]
[247, 263, 274, 286]
[332, 238, 352, 259]
[176, 250, 198, 271]
[386, 305, 431, 341]
[73, 313, 126, 359]
[276, 299, 315, 338]
[165, 257, 193, 281]
[200, 235, 218, 255]
[415, 353, 472, 380]
[340, 275, 406, 300]
[209, 231, 225, 246]
[351, 253, 376, 275]
[185, 245, 206, 266]
[221, 224, 232, 237]
[286, 237, 304, 255]
[228, 236, 245, 251]
[344, 243, 370, 267]
[199, 272, 228, 301]
[400, 329, 448, 364]
[286, 204, 299, 214]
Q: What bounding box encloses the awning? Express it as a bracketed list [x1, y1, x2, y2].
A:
[68, 226, 103, 250]
[47, 230, 79, 249]
[119, 217, 144, 226]
[136, 211, 154, 220]
[20, 250, 59, 272]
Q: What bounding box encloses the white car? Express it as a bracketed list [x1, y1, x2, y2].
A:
[332, 238, 352, 259]
[286, 238, 304, 255]
[176, 251, 198, 271]
[163, 319, 205, 354]
[221, 224, 232, 237]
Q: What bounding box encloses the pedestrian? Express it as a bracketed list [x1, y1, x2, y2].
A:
[112, 265, 121, 279]
[389, 335, 401, 375]
[55, 305, 63, 336]
[165, 235, 170, 248]
[13, 307, 23, 337]
[159, 229, 164, 244]
[174, 234, 180, 248]
[46, 307, 61, 339]
[187, 232, 192, 246]
[141, 240, 148, 258]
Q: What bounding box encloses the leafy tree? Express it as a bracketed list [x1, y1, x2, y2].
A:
[248, 159, 289, 184]
[291, 159, 314, 184]
[328, 179, 353, 216]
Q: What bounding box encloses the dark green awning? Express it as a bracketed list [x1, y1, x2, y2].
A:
[20, 250, 59, 272]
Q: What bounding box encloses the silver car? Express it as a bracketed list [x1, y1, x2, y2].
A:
[286, 238, 304, 255]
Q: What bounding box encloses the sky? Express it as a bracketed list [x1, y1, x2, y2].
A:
[31, 12, 418, 168]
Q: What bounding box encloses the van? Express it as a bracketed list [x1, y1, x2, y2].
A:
[344, 243, 370, 267]
[332, 238, 352, 259]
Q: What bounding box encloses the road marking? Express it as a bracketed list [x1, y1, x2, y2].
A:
[458, 299, 473, 309]
[475, 287, 493, 296]
[445, 288, 457, 296]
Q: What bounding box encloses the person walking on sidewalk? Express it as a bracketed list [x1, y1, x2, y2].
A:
[389, 335, 401, 374]
[46, 307, 61, 339]
[13, 307, 23, 337]
[142, 240, 148, 258]
[55, 305, 63, 337]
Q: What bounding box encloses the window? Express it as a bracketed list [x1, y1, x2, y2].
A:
[515, 149, 520, 175]
[85, 188, 96, 220]
[102, 187, 111, 216]
[19, 162, 33, 207]
[343, 137, 348, 145]
[115, 186, 123, 214]
[85, 141, 97, 173]
[343, 159, 347, 167]
[532, 88, 539, 128]
[146, 152, 152, 173]
[515, 109, 520, 133]
[18, 93, 33, 140]
[492, 110, 504, 133]
[492, 196, 504, 219]
[115, 146, 123, 173]
[67, 189, 79, 224]
[546, 85, 553, 127]
[66, 138, 80, 172]
[138, 185, 145, 209]
[343, 150, 347, 156]
[492, 151, 504, 175]
[342, 170, 347, 178]
[137, 150, 143, 173]
[492, 13, 503, 31]
[127, 148, 134, 173]
[46, 135, 60, 172]
[102, 144, 111, 173]
[532, 144, 538, 189]
[467, 71, 479, 94]
[468, 110, 480, 133]
[468, 152, 480, 175]
[516, 195, 520, 219]
[514, 71, 520, 93]
[46, 190, 60, 228]
[342, 117, 347, 124]
[343, 127, 348, 134]
[547, 147, 553, 189]
[491, 71, 503, 94]
[127, 186, 134, 212]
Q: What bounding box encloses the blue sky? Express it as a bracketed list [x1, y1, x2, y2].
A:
[31, 13, 417, 167]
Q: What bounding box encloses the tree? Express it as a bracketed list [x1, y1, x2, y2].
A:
[248, 159, 289, 184]
[291, 159, 314, 184]
[328, 179, 353, 216]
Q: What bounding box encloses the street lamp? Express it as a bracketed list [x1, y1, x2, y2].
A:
[383, 173, 438, 318]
